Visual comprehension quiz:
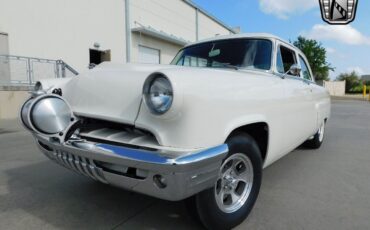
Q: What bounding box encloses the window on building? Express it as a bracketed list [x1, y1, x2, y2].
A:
[138, 45, 160, 64]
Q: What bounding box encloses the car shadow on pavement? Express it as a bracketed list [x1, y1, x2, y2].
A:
[0, 160, 203, 229]
[0, 129, 17, 135]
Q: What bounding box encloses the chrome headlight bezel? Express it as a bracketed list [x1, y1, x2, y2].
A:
[143, 74, 173, 115]
[30, 96, 72, 134]
[20, 94, 74, 135]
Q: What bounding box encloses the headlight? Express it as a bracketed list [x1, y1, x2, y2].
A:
[143, 74, 173, 115]
[30, 96, 72, 134]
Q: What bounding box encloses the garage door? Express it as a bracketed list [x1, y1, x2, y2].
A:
[138, 45, 160, 64]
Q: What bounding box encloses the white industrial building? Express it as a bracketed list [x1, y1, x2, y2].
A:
[0, 0, 236, 119]
[0, 0, 236, 74]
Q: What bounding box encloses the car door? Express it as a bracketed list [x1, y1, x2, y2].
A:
[298, 54, 319, 134]
[276, 43, 316, 152]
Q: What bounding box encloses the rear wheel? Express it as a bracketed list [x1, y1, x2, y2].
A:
[303, 121, 326, 149]
[188, 133, 262, 230]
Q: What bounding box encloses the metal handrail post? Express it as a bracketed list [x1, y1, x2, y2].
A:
[27, 57, 32, 85]
[56, 60, 62, 78]
[62, 63, 66, 78]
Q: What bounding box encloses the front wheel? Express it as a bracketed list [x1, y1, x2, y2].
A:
[189, 133, 262, 230]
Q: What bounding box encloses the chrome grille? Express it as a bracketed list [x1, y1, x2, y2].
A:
[48, 150, 108, 184]
[80, 128, 160, 150]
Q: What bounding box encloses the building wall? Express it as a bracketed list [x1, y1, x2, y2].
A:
[130, 0, 197, 42]
[129, 0, 234, 64]
[198, 12, 231, 40]
[324, 81, 346, 96]
[0, 33, 10, 82]
[0, 0, 126, 72]
[0, 90, 29, 120]
[362, 75, 370, 82]
[0, 0, 234, 70]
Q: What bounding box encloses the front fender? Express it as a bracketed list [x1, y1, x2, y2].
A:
[135, 68, 285, 150]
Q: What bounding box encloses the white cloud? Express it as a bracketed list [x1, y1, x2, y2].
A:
[325, 47, 347, 59]
[259, 0, 317, 19]
[304, 24, 370, 45]
[326, 47, 336, 54]
[346, 67, 365, 75]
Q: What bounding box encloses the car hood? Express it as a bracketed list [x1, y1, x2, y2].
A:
[62, 62, 179, 125]
[60, 62, 266, 126]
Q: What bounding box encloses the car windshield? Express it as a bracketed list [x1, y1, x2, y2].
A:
[171, 39, 272, 71]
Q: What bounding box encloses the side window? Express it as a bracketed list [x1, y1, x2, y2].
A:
[299, 55, 312, 81]
[276, 45, 297, 74]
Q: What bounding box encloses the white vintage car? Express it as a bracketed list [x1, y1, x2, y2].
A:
[21, 33, 330, 230]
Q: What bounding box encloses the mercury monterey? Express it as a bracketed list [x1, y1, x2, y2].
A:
[20, 33, 331, 230]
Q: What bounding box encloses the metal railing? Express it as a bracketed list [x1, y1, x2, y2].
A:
[0, 55, 78, 85]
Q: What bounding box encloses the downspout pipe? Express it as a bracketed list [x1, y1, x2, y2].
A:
[195, 9, 199, 41]
[125, 0, 131, 62]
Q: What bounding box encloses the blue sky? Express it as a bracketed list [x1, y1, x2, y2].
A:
[192, 0, 370, 79]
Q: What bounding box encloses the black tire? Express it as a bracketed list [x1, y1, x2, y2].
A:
[190, 133, 263, 230]
[303, 122, 326, 149]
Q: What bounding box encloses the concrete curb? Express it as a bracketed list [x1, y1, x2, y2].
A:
[331, 96, 370, 102]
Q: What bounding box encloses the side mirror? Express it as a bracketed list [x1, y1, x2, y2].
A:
[288, 64, 302, 76]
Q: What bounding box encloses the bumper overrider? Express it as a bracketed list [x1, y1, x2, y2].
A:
[21, 94, 228, 201]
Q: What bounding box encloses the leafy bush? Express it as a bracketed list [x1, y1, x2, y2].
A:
[336, 71, 363, 93]
[293, 36, 334, 81]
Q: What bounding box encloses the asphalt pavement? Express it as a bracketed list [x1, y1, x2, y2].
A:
[0, 99, 370, 230]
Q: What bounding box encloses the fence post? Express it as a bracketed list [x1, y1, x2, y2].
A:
[62, 62, 66, 78]
[56, 60, 61, 78]
[27, 58, 33, 85]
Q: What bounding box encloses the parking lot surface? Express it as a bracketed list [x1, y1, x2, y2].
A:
[1, 99, 370, 230]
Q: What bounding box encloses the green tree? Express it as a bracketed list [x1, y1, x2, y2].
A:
[336, 71, 362, 93]
[293, 36, 334, 81]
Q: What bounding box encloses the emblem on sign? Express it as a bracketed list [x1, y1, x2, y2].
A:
[319, 0, 358, 25]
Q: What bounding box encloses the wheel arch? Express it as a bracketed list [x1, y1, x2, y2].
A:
[226, 122, 269, 163]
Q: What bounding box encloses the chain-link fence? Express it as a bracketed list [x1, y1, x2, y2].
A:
[0, 55, 78, 85]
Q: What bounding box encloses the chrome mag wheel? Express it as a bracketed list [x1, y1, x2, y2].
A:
[214, 153, 254, 213]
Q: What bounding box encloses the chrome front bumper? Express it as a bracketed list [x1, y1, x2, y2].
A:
[35, 135, 228, 201]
